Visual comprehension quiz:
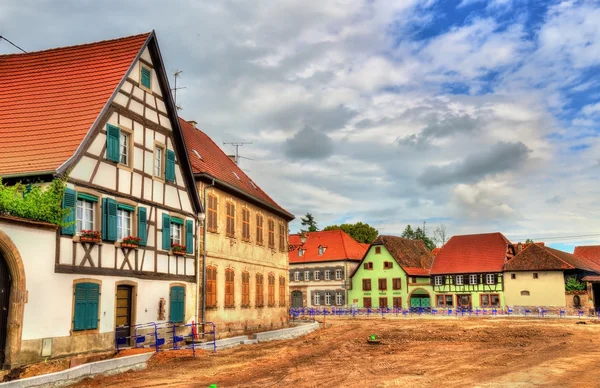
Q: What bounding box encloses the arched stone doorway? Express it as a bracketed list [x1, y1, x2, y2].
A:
[409, 288, 431, 312]
[0, 229, 27, 368]
[291, 291, 303, 308]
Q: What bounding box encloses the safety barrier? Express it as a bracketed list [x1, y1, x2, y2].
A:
[289, 306, 600, 320]
[115, 321, 217, 355]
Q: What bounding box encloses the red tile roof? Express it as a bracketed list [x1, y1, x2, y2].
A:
[504, 244, 575, 271]
[179, 118, 293, 220]
[372, 235, 434, 276]
[432, 247, 441, 256]
[546, 246, 600, 273]
[288, 230, 367, 264]
[573, 246, 600, 263]
[430, 232, 511, 275]
[0, 33, 150, 176]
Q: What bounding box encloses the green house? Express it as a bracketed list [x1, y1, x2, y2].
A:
[348, 235, 434, 310]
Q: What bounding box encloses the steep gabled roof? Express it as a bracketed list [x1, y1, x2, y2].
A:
[430, 232, 511, 275]
[288, 230, 367, 264]
[370, 235, 434, 276]
[179, 118, 293, 221]
[0, 33, 151, 176]
[573, 246, 600, 263]
[504, 244, 574, 271]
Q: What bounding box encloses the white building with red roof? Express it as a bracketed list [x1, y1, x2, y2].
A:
[288, 230, 367, 308]
[0, 32, 202, 366]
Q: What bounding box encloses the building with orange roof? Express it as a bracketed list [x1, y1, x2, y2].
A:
[288, 230, 367, 308]
[0, 32, 202, 366]
[180, 118, 294, 335]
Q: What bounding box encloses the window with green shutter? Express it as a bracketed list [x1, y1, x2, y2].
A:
[73, 283, 100, 331]
[141, 66, 152, 89]
[106, 124, 120, 163]
[61, 188, 76, 235]
[169, 286, 185, 323]
[165, 150, 175, 182]
[186, 220, 194, 254]
[102, 198, 118, 242]
[138, 207, 147, 246]
[162, 213, 171, 250]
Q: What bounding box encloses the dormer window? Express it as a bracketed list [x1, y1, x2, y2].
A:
[318, 245, 325, 255]
[140, 65, 152, 90]
[298, 248, 304, 257]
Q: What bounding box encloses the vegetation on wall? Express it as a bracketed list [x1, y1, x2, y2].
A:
[565, 276, 586, 292]
[0, 179, 68, 226]
[323, 222, 379, 244]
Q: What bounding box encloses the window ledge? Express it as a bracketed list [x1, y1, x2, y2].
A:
[206, 306, 218, 310]
[71, 328, 100, 336]
[224, 305, 236, 310]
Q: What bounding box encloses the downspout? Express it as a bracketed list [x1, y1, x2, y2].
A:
[201, 179, 215, 325]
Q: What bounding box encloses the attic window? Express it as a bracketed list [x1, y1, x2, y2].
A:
[375, 246, 381, 254]
[193, 150, 203, 160]
[140, 65, 152, 90]
[298, 249, 304, 257]
[249, 180, 258, 190]
[318, 245, 326, 255]
[232, 171, 241, 180]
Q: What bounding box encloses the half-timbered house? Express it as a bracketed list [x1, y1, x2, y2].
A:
[0, 32, 202, 366]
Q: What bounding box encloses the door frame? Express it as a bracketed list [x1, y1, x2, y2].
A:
[291, 290, 303, 308]
[114, 281, 137, 344]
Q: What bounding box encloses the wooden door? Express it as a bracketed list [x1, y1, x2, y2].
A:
[291, 291, 303, 308]
[0, 255, 10, 365]
[116, 285, 133, 345]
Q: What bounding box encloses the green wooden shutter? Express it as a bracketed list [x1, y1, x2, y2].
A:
[61, 188, 76, 235]
[138, 207, 147, 246]
[106, 124, 120, 162]
[162, 213, 171, 250]
[73, 283, 88, 331]
[165, 150, 175, 182]
[102, 198, 118, 242]
[86, 283, 100, 330]
[170, 286, 185, 323]
[141, 66, 151, 89]
[185, 220, 194, 254]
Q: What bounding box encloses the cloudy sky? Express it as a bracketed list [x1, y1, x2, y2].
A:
[2, 0, 600, 251]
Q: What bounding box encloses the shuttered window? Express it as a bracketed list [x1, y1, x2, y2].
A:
[106, 124, 120, 163]
[393, 297, 402, 308]
[162, 213, 171, 250]
[363, 297, 372, 308]
[256, 214, 263, 245]
[61, 188, 77, 235]
[206, 266, 217, 308]
[101, 198, 118, 242]
[362, 279, 371, 291]
[73, 283, 100, 331]
[225, 269, 235, 308]
[268, 274, 275, 306]
[165, 149, 176, 183]
[138, 207, 147, 246]
[279, 276, 286, 306]
[242, 272, 250, 307]
[169, 286, 185, 323]
[242, 208, 250, 241]
[226, 202, 235, 237]
[256, 273, 264, 307]
[141, 65, 152, 89]
[186, 220, 194, 254]
[378, 278, 387, 290]
[207, 194, 217, 232]
[279, 223, 285, 251]
[268, 219, 275, 249]
[392, 278, 402, 290]
[379, 297, 388, 308]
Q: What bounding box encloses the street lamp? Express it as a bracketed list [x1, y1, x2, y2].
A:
[198, 212, 206, 221]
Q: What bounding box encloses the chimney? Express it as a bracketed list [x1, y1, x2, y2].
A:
[188, 120, 197, 128]
[227, 155, 237, 164]
[517, 242, 522, 253]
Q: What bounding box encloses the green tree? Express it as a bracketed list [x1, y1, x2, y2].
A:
[0, 178, 68, 226]
[565, 277, 586, 292]
[525, 238, 534, 244]
[322, 222, 379, 244]
[401, 224, 435, 251]
[300, 213, 318, 232]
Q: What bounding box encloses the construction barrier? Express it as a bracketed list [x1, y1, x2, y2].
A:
[115, 321, 217, 355]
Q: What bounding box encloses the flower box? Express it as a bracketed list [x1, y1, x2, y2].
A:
[121, 236, 141, 248]
[172, 250, 186, 256]
[80, 236, 101, 244]
[171, 243, 186, 256]
[121, 243, 139, 249]
[80, 230, 101, 244]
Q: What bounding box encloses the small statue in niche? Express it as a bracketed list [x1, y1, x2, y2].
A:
[158, 298, 166, 320]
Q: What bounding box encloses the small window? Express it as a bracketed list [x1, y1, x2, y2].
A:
[242, 208, 250, 241]
[298, 249, 304, 257]
[375, 246, 381, 254]
[119, 132, 130, 165]
[363, 297, 372, 308]
[384, 261, 393, 269]
[486, 274, 496, 285]
[362, 278, 371, 291]
[256, 214, 263, 245]
[304, 271, 310, 281]
[335, 269, 343, 280]
[436, 294, 454, 307]
[393, 297, 402, 308]
[140, 65, 152, 89]
[268, 219, 275, 248]
[363, 262, 373, 270]
[325, 270, 331, 280]
[279, 223, 286, 251]
[207, 194, 218, 233]
[76, 198, 95, 234]
[249, 180, 257, 189]
[410, 276, 417, 284]
[314, 271, 320, 281]
[117, 208, 132, 241]
[533, 273, 538, 279]
[318, 246, 325, 255]
[206, 266, 217, 308]
[335, 292, 343, 306]
[392, 278, 401, 290]
[242, 272, 250, 307]
[521, 290, 530, 296]
[294, 272, 300, 281]
[279, 276, 286, 306]
[226, 202, 235, 238]
[268, 274, 275, 306]
[379, 297, 388, 308]
[192, 149, 202, 160]
[314, 293, 321, 305]
[469, 274, 478, 285]
[455, 275, 464, 285]
[378, 278, 387, 290]
[434, 276, 443, 286]
[224, 269, 235, 308]
[170, 222, 182, 246]
[511, 273, 516, 280]
[255, 273, 264, 307]
[232, 171, 241, 180]
[73, 282, 100, 331]
[325, 292, 331, 305]
[154, 146, 164, 177]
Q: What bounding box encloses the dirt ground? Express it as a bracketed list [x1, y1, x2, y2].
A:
[74, 317, 600, 388]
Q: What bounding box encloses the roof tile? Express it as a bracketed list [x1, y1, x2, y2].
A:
[289, 230, 367, 264]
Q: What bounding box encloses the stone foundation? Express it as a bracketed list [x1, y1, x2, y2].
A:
[19, 332, 114, 365]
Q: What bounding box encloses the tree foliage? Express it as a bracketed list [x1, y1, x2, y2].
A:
[401, 224, 436, 251]
[565, 277, 586, 292]
[0, 179, 69, 226]
[300, 213, 319, 232]
[323, 222, 379, 244]
[525, 238, 534, 244]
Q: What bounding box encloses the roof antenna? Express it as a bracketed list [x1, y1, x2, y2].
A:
[171, 70, 186, 110]
[223, 142, 252, 165]
[0, 35, 27, 53]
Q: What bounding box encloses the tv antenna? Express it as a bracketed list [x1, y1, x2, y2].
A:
[223, 142, 252, 164]
[171, 70, 186, 110]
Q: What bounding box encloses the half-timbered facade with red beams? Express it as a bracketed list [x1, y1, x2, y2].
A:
[0, 32, 202, 366]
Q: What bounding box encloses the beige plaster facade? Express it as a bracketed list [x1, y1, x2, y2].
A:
[504, 271, 566, 307]
[289, 261, 359, 308]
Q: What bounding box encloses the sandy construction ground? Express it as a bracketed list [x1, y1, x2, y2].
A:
[74, 317, 600, 388]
